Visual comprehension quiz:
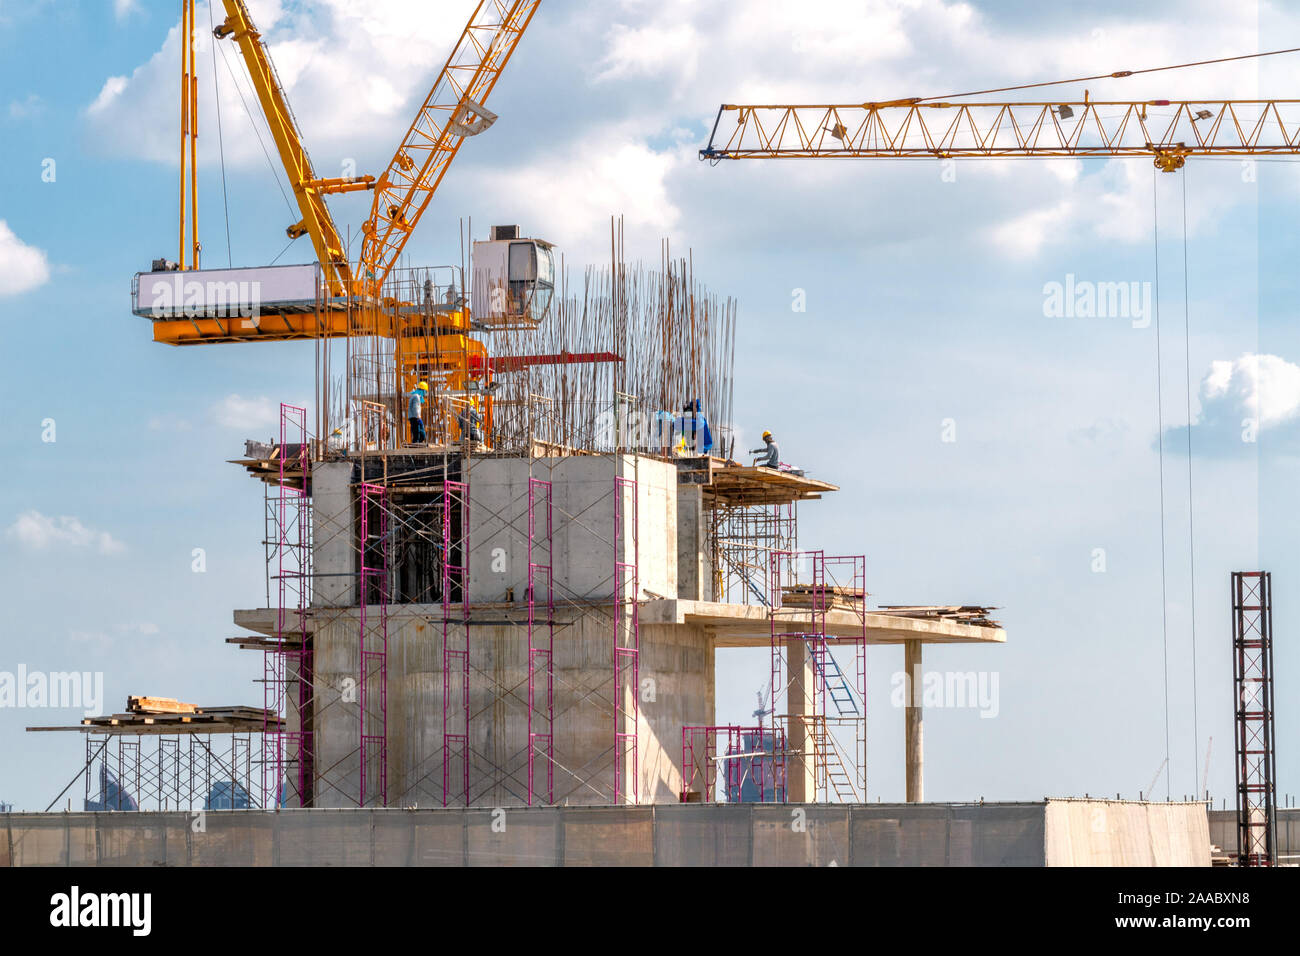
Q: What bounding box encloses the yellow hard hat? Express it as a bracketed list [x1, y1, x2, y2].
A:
[417, 380, 429, 391]
[762, 430, 772, 440]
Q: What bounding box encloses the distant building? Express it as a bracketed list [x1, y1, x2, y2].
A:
[725, 731, 784, 803]
[204, 780, 252, 810]
[85, 765, 138, 812]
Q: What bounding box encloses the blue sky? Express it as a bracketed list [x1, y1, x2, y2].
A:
[1, 0, 1298, 811]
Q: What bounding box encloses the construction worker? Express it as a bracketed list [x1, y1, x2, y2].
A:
[751, 430, 779, 468]
[672, 398, 714, 456]
[407, 381, 429, 444]
[457, 401, 484, 445]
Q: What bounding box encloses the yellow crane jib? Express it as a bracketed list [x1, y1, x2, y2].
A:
[357, 0, 541, 295]
[700, 99, 1300, 170]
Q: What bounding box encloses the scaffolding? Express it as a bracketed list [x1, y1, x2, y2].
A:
[358, 482, 390, 806]
[441, 477, 471, 806]
[767, 550, 867, 802]
[264, 403, 312, 808]
[76, 732, 265, 812]
[526, 477, 555, 804]
[1232, 570, 1278, 866]
[614, 473, 639, 803]
[681, 725, 786, 803]
[712, 502, 797, 605]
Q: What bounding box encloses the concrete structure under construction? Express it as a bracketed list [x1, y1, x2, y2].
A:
[227, 444, 1005, 811]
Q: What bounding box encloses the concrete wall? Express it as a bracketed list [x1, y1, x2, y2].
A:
[3, 801, 1210, 866]
[312, 460, 355, 607]
[467, 455, 677, 604]
[1208, 807, 1299, 862]
[309, 606, 714, 808]
[676, 484, 706, 600]
[0, 803, 1036, 867]
[1044, 799, 1210, 866]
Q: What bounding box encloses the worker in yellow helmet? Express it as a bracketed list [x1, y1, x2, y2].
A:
[751, 430, 779, 468]
[408, 380, 429, 444]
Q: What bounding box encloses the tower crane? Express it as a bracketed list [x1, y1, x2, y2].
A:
[699, 62, 1300, 810]
[132, 0, 558, 443]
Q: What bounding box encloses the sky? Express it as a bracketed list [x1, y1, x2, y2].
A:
[1, 0, 1299, 811]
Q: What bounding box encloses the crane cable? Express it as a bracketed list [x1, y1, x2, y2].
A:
[918, 46, 1300, 102]
[208, 1, 232, 267]
[212, 26, 297, 221]
[1182, 169, 1201, 799]
[1153, 167, 1173, 801]
[1153, 166, 1203, 802]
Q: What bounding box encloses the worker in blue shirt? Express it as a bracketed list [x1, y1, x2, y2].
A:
[673, 399, 713, 456]
[751, 430, 779, 468]
[408, 381, 429, 444]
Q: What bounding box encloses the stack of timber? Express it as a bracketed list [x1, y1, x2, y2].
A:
[229, 440, 310, 485]
[876, 605, 1001, 628]
[29, 701, 281, 735]
[781, 585, 866, 612]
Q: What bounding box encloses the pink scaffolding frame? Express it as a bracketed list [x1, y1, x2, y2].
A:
[358, 482, 390, 806]
[265, 403, 312, 809]
[442, 478, 470, 805]
[526, 477, 555, 804]
[613, 475, 639, 803]
[767, 550, 868, 802]
[680, 725, 787, 802]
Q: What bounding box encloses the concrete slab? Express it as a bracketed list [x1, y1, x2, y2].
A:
[640, 599, 1006, 646]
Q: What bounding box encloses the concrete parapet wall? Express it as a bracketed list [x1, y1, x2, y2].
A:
[1207, 807, 1299, 862]
[2, 800, 1204, 866]
[1044, 799, 1210, 866]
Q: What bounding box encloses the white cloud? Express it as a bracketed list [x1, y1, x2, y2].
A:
[212, 393, 283, 430]
[84, 1, 473, 168]
[988, 198, 1076, 259]
[1197, 353, 1300, 429]
[465, 126, 685, 261]
[148, 413, 193, 432]
[0, 220, 49, 296]
[7, 511, 125, 555]
[7, 93, 41, 118]
[595, 23, 700, 85]
[87, 75, 128, 115]
[114, 0, 140, 21]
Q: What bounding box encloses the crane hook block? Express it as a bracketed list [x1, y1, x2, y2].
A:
[449, 98, 498, 137]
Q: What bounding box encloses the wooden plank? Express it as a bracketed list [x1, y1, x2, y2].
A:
[127, 695, 197, 714]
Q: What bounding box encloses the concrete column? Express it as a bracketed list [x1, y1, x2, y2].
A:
[675, 485, 704, 600]
[905, 640, 923, 803]
[785, 639, 817, 802]
[312, 461, 355, 607]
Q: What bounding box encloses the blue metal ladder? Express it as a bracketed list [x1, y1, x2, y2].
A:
[809, 638, 858, 716]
